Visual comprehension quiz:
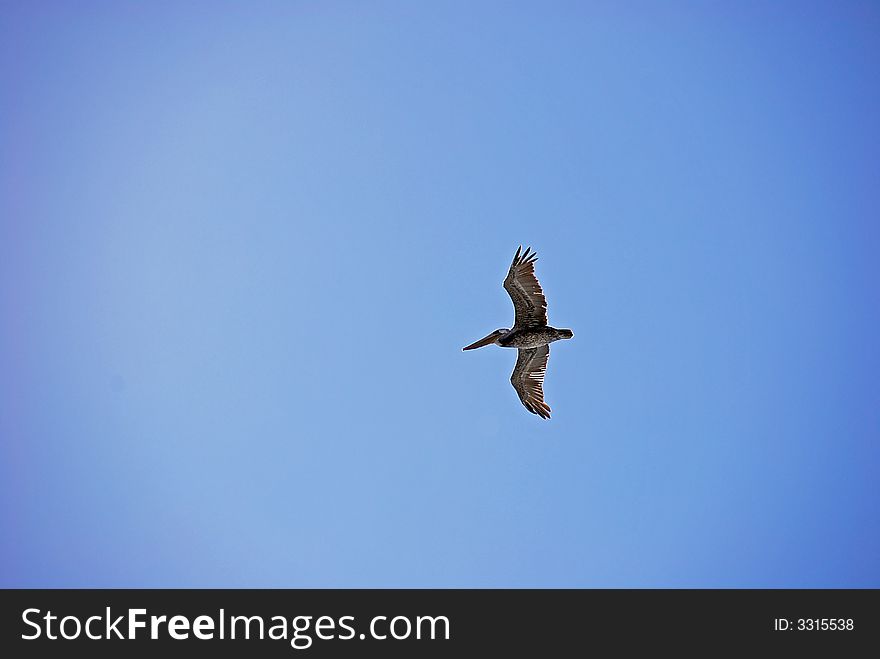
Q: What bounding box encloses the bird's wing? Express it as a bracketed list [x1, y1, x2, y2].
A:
[503, 246, 548, 329]
[510, 345, 551, 419]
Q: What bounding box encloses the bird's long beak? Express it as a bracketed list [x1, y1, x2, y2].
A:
[463, 332, 498, 351]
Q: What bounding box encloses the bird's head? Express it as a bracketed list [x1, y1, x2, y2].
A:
[462, 329, 508, 351]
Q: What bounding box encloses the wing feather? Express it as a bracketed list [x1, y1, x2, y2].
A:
[510, 345, 552, 419]
[503, 246, 548, 328]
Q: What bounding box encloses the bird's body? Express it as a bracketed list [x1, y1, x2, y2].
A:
[463, 246, 573, 419]
[497, 326, 574, 349]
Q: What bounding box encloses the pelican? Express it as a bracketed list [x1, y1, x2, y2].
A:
[463, 246, 573, 419]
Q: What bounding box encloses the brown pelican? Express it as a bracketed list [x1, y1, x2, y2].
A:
[463, 246, 573, 419]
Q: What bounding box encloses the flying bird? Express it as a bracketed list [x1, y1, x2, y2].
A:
[463, 246, 573, 419]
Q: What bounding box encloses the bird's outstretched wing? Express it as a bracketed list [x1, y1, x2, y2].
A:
[510, 345, 551, 419]
[503, 246, 548, 329]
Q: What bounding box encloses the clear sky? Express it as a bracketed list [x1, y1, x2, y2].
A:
[1, 1, 878, 587]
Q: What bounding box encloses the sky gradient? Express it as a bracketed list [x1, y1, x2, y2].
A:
[1, 1, 879, 587]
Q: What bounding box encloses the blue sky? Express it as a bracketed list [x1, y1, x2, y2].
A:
[1, 1, 878, 587]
